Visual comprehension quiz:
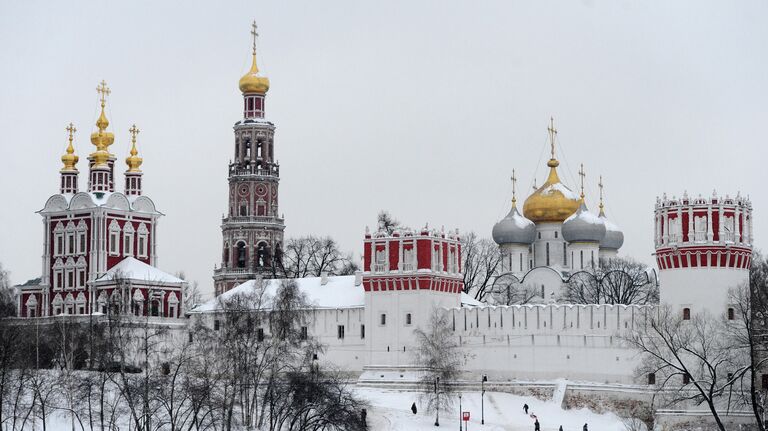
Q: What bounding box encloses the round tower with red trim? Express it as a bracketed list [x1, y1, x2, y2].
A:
[654, 191, 753, 317]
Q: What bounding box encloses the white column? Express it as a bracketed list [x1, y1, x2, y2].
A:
[687, 206, 693, 243]
[707, 205, 714, 242]
[662, 209, 669, 245]
[734, 206, 741, 244]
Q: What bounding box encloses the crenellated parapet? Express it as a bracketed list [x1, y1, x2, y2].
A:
[362, 224, 463, 294]
[654, 191, 753, 270]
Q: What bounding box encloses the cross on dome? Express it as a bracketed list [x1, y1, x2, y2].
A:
[547, 117, 557, 159]
[511, 169, 518, 206]
[598, 175, 604, 212]
[96, 80, 111, 107]
[578, 163, 586, 200]
[251, 21, 258, 55]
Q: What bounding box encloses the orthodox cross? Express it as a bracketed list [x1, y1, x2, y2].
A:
[96, 80, 111, 106]
[66, 123, 76, 143]
[511, 169, 518, 206]
[598, 175, 604, 210]
[547, 117, 557, 159]
[578, 163, 586, 199]
[129, 124, 140, 144]
[251, 21, 258, 55]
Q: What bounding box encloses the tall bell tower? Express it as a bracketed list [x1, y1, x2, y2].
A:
[213, 22, 285, 296]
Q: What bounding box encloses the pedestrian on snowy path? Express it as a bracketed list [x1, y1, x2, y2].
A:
[534, 419, 540, 431]
[411, 402, 417, 414]
[583, 423, 588, 431]
[559, 425, 563, 431]
[524, 403, 529, 414]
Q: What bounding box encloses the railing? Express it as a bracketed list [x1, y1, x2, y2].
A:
[693, 231, 706, 242]
[721, 232, 735, 242]
[228, 164, 280, 177]
[213, 267, 258, 275]
[223, 216, 285, 224]
[401, 262, 415, 271]
[374, 264, 387, 272]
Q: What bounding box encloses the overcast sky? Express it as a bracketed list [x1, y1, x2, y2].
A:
[1, 1, 766, 298]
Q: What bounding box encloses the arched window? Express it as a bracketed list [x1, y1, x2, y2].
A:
[236, 242, 247, 268]
[563, 243, 567, 266]
[150, 300, 161, 317]
[648, 373, 656, 385]
[223, 243, 230, 267]
[546, 243, 550, 266]
[239, 201, 248, 217]
[683, 307, 691, 320]
[727, 307, 735, 320]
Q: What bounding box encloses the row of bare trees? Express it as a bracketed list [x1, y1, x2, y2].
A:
[625, 253, 768, 431]
[0, 275, 366, 431]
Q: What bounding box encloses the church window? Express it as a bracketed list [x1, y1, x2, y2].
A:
[257, 201, 266, 216]
[337, 325, 345, 340]
[591, 251, 595, 267]
[66, 270, 74, 290]
[683, 374, 690, 385]
[214, 320, 220, 331]
[236, 242, 247, 268]
[360, 324, 365, 339]
[563, 243, 567, 266]
[683, 308, 691, 320]
[188, 332, 193, 343]
[124, 232, 134, 256]
[580, 251, 584, 269]
[138, 235, 147, 258]
[538, 232, 541, 239]
[55, 234, 64, 256]
[67, 232, 75, 254]
[648, 373, 656, 385]
[257, 328, 265, 342]
[77, 269, 86, 289]
[78, 232, 86, 254]
[540, 285, 545, 299]
[239, 201, 248, 216]
[519, 254, 523, 272]
[762, 374, 768, 390]
[546, 243, 550, 266]
[406, 313, 412, 325]
[554, 231, 558, 239]
[300, 326, 308, 340]
[150, 299, 161, 317]
[380, 313, 387, 326]
[727, 307, 735, 320]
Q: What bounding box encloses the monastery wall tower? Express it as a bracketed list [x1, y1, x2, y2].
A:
[213, 23, 285, 296]
[655, 192, 753, 316]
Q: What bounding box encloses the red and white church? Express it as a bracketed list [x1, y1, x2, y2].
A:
[17, 81, 185, 319]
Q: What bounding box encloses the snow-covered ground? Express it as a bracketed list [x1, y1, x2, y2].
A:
[357, 387, 625, 431]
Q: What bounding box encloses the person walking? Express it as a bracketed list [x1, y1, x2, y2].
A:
[524, 403, 529, 414]
[411, 402, 417, 414]
[534, 419, 541, 431]
[559, 426, 563, 431]
[583, 423, 588, 431]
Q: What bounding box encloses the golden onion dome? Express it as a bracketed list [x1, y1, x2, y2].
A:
[522, 158, 580, 223]
[125, 124, 142, 172]
[239, 53, 270, 94]
[61, 123, 79, 172]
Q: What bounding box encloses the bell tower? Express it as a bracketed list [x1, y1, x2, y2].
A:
[213, 22, 285, 296]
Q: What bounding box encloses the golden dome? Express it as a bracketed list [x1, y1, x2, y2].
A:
[61, 123, 79, 172]
[90, 81, 114, 168]
[522, 118, 580, 223]
[125, 124, 143, 172]
[239, 53, 270, 94]
[522, 159, 580, 223]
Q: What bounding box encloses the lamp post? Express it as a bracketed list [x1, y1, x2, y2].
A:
[458, 393, 462, 431]
[481, 375, 487, 425]
[435, 376, 440, 426]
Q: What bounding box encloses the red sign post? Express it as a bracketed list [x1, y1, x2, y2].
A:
[462, 411, 470, 430]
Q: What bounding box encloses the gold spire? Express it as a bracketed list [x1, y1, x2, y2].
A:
[90, 80, 115, 167]
[61, 123, 79, 172]
[511, 169, 518, 207]
[598, 175, 606, 216]
[238, 21, 270, 94]
[578, 163, 586, 200]
[125, 124, 143, 172]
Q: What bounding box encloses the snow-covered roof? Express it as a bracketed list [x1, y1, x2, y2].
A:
[192, 275, 482, 313]
[97, 257, 184, 284]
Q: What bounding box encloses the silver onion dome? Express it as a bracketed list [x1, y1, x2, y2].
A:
[562, 201, 606, 243]
[599, 210, 624, 250]
[492, 206, 536, 245]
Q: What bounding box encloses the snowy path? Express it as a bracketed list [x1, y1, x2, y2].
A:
[551, 379, 568, 409]
[355, 387, 625, 431]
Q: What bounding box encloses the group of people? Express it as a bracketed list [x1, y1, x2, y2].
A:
[524, 403, 588, 431]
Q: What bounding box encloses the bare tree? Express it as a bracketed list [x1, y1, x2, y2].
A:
[563, 257, 658, 305]
[377, 210, 400, 235]
[461, 233, 502, 301]
[486, 273, 539, 305]
[624, 305, 741, 431]
[282, 236, 357, 279]
[413, 308, 469, 426]
[725, 251, 768, 431]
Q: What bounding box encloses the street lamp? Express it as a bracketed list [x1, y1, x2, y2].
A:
[458, 393, 462, 431]
[481, 375, 488, 425]
[435, 376, 440, 426]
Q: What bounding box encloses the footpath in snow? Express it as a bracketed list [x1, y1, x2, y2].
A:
[356, 386, 625, 431]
